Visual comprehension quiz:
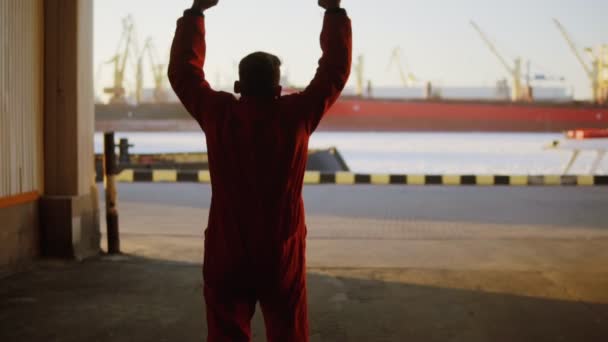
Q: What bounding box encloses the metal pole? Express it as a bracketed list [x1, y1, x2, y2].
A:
[104, 132, 120, 254]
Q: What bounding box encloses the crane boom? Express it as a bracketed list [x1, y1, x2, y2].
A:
[135, 37, 168, 103]
[470, 21, 513, 74]
[146, 39, 168, 103]
[119, 17, 135, 81]
[387, 47, 416, 87]
[553, 19, 593, 78]
[470, 21, 526, 101]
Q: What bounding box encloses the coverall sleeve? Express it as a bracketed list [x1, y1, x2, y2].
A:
[168, 14, 232, 130]
[298, 10, 352, 134]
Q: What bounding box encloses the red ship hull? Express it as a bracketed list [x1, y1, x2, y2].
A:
[319, 97, 608, 132]
[95, 97, 608, 132]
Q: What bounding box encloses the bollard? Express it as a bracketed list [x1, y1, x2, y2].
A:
[104, 132, 120, 254]
[118, 138, 132, 165]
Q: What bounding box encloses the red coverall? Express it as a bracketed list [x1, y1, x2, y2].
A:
[169, 9, 351, 342]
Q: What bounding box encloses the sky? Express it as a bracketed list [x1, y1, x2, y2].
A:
[94, 0, 607, 100]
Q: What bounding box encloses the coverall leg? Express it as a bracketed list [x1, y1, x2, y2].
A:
[204, 285, 256, 342]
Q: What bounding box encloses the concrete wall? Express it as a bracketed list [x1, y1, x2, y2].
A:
[0, 201, 39, 277]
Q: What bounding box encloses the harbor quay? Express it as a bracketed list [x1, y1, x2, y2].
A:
[2, 183, 607, 341]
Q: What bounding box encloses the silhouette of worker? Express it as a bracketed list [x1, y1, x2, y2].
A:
[169, 0, 351, 340]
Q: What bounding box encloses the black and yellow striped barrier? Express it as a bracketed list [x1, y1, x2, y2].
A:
[112, 169, 608, 186]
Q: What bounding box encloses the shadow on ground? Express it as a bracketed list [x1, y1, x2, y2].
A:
[1, 255, 607, 342]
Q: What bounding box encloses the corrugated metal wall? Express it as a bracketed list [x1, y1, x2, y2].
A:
[0, 0, 43, 198]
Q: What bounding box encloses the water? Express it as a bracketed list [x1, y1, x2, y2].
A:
[94, 132, 608, 175]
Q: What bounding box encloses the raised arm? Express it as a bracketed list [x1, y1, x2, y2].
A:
[168, 0, 231, 130]
[299, 0, 352, 134]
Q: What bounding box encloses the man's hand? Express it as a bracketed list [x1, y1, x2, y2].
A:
[318, 0, 341, 10]
[192, 0, 219, 12]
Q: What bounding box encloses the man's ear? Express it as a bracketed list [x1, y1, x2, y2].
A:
[234, 81, 241, 94]
[274, 85, 282, 98]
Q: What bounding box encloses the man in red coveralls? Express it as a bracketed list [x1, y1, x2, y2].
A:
[168, 0, 351, 340]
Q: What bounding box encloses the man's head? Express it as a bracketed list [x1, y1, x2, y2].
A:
[234, 52, 282, 98]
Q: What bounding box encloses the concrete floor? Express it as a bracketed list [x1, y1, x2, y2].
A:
[2, 257, 608, 342]
[2, 184, 608, 341]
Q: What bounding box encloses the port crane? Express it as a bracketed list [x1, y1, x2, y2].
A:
[104, 15, 136, 104]
[553, 19, 608, 104]
[136, 37, 168, 103]
[470, 21, 527, 102]
[387, 47, 417, 87]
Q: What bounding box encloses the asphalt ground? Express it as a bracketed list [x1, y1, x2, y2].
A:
[99, 184, 608, 269]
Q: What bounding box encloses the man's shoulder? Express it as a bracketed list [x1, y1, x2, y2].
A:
[216, 90, 238, 101]
[278, 92, 307, 108]
[209, 90, 238, 108]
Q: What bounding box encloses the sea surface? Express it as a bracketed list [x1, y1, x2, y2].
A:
[93, 132, 608, 175]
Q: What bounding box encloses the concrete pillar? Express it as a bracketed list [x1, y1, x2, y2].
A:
[40, 0, 100, 259]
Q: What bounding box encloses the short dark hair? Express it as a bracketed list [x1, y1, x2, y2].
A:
[238, 52, 281, 97]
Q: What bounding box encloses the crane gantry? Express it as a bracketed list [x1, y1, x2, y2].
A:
[553, 19, 608, 104]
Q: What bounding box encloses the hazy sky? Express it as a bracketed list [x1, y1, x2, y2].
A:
[94, 0, 607, 100]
